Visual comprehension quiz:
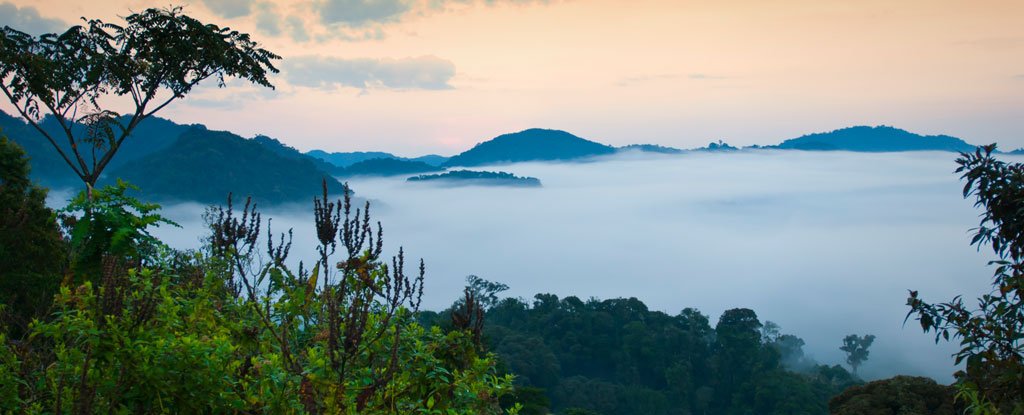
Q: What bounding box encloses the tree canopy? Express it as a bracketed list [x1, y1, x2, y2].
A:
[0, 7, 279, 193]
[907, 144, 1024, 413]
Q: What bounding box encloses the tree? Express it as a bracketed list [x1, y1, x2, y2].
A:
[839, 334, 875, 376]
[906, 144, 1024, 412]
[0, 136, 65, 336]
[0, 7, 279, 196]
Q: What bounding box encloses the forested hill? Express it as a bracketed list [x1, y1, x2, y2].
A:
[110, 128, 345, 204]
[421, 293, 859, 415]
[772, 126, 976, 152]
[0, 110, 193, 187]
[444, 129, 616, 167]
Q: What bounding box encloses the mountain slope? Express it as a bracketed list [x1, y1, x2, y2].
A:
[773, 126, 975, 152]
[111, 127, 345, 204]
[343, 158, 444, 176]
[253, 135, 342, 174]
[307, 150, 450, 168]
[1, 110, 196, 188]
[444, 129, 615, 167]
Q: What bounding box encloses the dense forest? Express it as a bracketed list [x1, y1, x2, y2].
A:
[420, 286, 860, 415]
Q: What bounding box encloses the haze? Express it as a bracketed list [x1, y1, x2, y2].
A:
[45, 150, 999, 383]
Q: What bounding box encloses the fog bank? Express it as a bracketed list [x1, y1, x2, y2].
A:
[51, 150, 1005, 382]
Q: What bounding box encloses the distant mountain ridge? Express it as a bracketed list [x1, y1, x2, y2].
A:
[307, 150, 449, 168]
[770, 126, 976, 152]
[343, 158, 444, 176]
[112, 128, 345, 205]
[444, 128, 616, 167]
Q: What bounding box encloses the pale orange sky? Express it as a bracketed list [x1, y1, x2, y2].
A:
[3, 0, 1023, 154]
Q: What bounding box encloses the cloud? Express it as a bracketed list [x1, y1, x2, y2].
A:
[0, 2, 67, 35]
[284, 55, 456, 90]
[1014, 74, 1024, 80]
[286, 16, 310, 42]
[200, 0, 255, 19]
[316, 0, 412, 26]
[688, 73, 728, 80]
[616, 74, 678, 86]
[254, 3, 281, 36]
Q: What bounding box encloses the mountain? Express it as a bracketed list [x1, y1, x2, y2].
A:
[306, 150, 396, 168]
[342, 158, 444, 177]
[110, 127, 345, 205]
[307, 150, 450, 168]
[408, 154, 449, 166]
[253, 135, 342, 174]
[408, 170, 541, 187]
[618, 144, 684, 154]
[444, 129, 615, 167]
[772, 126, 976, 152]
[1, 110, 196, 188]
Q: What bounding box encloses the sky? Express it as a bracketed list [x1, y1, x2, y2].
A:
[2, 0, 1023, 155]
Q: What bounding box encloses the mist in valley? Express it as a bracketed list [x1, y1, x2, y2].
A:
[50, 149, 1005, 383]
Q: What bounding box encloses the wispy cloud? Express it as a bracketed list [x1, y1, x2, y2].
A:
[316, 0, 412, 27]
[0, 2, 67, 35]
[688, 73, 729, 80]
[199, 0, 255, 19]
[284, 55, 456, 91]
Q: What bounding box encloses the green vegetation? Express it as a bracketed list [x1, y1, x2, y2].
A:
[907, 144, 1024, 413]
[0, 176, 515, 413]
[829, 376, 961, 414]
[420, 284, 859, 415]
[0, 137, 65, 337]
[408, 170, 542, 187]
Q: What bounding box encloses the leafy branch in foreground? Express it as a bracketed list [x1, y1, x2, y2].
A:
[906, 144, 1024, 413]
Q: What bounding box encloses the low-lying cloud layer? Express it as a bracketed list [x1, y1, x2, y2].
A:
[70, 150, 1006, 383]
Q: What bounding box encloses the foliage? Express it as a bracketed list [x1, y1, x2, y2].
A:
[839, 334, 875, 375]
[0, 136, 65, 336]
[0, 181, 515, 413]
[906, 144, 1024, 413]
[59, 180, 178, 280]
[829, 375, 961, 415]
[432, 290, 859, 415]
[0, 7, 279, 191]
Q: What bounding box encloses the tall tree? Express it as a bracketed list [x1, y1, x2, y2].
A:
[0, 7, 279, 196]
[0, 136, 65, 336]
[907, 144, 1024, 412]
[839, 334, 875, 376]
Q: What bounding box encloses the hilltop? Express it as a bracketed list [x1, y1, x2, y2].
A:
[444, 129, 616, 167]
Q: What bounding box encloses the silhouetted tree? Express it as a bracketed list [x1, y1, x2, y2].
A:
[839, 334, 875, 376]
[0, 7, 279, 196]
